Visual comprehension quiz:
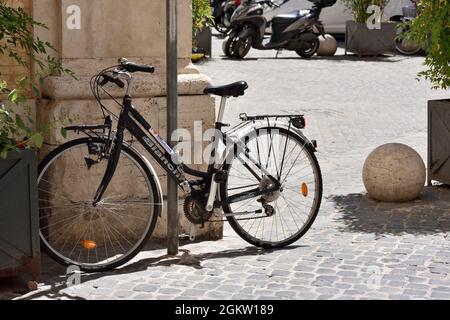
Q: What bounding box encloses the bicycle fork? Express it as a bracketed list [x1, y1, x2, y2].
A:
[92, 129, 124, 206]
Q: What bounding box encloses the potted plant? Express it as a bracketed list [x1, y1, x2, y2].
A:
[0, 1, 70, 281]
[192, 0, 214, 61]
[401, 1, 450, 185]
[341, 0, 396, 56]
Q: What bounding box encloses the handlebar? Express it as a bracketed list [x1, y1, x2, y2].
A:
[118, 58, 155, 74]
[99, 58, 155, 89]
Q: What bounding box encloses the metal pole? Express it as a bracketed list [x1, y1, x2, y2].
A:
[166, 0, 179, 256]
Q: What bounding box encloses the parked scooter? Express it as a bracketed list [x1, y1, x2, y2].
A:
[223, 0, 281, 57]
[226, 0, 336, 59]
[212, 0, 242, 34]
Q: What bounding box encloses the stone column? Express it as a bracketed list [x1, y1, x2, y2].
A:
[31, 0, 222, 241]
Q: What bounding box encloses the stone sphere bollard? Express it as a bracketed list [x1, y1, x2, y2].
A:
[363, 143, 426, 202]
[317, 34, 337, 56]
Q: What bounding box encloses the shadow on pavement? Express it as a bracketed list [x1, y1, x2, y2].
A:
[19, 245, 301, 300]
[330, 185, 450, 235]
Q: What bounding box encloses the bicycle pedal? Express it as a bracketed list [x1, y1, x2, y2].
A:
[178, 233, 190, 240]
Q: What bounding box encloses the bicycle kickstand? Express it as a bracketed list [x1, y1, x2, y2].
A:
[275, 49, 283, 59]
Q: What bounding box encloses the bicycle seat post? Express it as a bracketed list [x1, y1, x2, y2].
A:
[217, 96, 228, 123]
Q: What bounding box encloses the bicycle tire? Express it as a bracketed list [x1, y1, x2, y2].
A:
[38, 137, 161, 272]
[221, 127, 323, 248]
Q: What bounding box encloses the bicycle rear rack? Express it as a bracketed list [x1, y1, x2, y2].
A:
[239, 113, 306, 129]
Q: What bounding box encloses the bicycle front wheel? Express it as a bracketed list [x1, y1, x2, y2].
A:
[38, 137, 161, 272]
[221, 127, 323, 248]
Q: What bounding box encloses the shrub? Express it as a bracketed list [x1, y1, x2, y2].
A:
[402, 0, 450, 90]
[340, 0, 390, 23]
[0, 1, 72, 158]
[192, 0, 213, 43]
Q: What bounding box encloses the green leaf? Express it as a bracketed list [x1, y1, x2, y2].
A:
[0, 148, 8, 159]
[17, 77, 28, 89]
[60, 127, 67, 139]
[15, 114, 31, 133]
[30, 133, 44, 148]
[8, 89, 18, 103]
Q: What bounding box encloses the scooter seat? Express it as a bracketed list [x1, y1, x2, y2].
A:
[204, 81, 249, 97]
[272, 10, 310, 24]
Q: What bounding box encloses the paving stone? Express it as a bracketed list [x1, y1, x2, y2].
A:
[133, 284, 159, 293]
[337, 271, 358, 277]
[387, 281, 407, 289]
[430, 291, 450, 299]
[183, 289, 208, 297]
[217, 285, 242, 293]
[316, 287, 341, 295]
[293, 265, 315, 272]
[114, 290, 135, 299]
[275, 291, 297, 299]
[317, 294, 335, 300]
[266, 283, 289, 290]
[158, 288, 183, 295]
[403, 289, 428, 297]
[389, 294, 411, 300]
[315, 268, 335, 275]
[254, 289, 275, 296]
[134, 294, 154, 300]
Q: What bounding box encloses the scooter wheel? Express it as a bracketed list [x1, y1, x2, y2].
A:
[222, 36, 236, 57]
[296, 36, 320, 58]
[232, 29, 253, 59]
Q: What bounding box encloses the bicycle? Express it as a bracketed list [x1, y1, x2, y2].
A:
[37, 58, 323, 272]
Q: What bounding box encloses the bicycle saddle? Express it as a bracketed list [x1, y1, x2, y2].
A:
[204, 81, 249, 97]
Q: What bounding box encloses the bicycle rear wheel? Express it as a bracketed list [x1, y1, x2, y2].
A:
[221, 127, 322, 248]
[38, 137, 161, 272]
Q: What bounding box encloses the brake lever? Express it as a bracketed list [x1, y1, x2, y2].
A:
[100, 73, 125, 88]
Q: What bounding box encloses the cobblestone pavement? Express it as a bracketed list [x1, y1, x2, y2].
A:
[9, 35, 450, 300]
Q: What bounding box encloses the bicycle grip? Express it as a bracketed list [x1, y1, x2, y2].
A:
[122, 62, 155, 74]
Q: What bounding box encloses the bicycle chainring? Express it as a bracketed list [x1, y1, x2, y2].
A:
[183, 193, 213, 225]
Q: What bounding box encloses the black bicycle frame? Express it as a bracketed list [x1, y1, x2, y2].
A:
[92, 94, 280, 206]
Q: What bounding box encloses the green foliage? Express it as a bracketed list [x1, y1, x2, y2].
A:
[0, 2, 73, 79]
[339, 0, 390, 23]
[0, 1, 73, 158]
[192, 0, 213, 43]
[402, 0, 450, 90]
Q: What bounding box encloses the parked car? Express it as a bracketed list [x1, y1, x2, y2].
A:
[265, 0, 412, 34]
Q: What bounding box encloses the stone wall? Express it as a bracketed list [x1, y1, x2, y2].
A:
[1, 0, 222, 241]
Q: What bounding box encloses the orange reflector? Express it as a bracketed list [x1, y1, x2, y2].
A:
[82, 240, 97, 250]
[301, 183, 308, 197]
